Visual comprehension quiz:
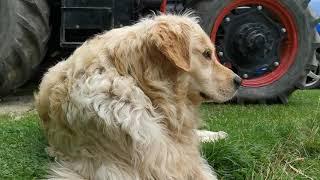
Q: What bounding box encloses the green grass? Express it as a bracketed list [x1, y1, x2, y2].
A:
[0, 113, 50, 179]
[201, 90, 320, 179]
[0, 90, 319, 179]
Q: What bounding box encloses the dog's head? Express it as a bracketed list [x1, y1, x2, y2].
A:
[147, 14, 241, 103]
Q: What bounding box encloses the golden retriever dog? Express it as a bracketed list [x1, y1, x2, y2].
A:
[36, 13, 241, 179]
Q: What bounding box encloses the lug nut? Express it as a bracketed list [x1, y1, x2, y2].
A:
[281, 28, 286, 33]
[273, 62, 280, 67]
[257, 5, 263, 10]
[243, 74, 249, 79]
[225, 17, 231, 22]
[218, 51, 224, 57]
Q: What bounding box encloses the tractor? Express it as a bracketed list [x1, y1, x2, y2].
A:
[0, 0, 319, 103]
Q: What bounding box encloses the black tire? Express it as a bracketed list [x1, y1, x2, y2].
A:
[191, 0, 320, 103]
[0, 0, 50, 96]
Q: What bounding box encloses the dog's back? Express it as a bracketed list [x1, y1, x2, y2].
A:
[36, 47, 210, 180]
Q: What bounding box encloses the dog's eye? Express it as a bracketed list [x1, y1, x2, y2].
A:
[202, 49, 212, 60]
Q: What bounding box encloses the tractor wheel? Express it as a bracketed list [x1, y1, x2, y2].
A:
[0, 0, 50, 96]
[191, 0, 320, 103]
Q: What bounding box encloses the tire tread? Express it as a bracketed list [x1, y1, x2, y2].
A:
[0, 0, 50, 95]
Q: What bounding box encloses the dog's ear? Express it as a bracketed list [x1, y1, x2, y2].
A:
[149, 22, 190, 71]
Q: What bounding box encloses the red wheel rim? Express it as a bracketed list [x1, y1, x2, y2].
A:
[160, 0, 168, 13]
[211, 0, 298, 87]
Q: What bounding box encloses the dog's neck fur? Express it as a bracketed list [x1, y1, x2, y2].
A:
[107, 32, 202, 141]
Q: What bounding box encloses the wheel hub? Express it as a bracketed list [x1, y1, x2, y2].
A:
[216, 6, 285, 79]
[236, 23, 269, 53]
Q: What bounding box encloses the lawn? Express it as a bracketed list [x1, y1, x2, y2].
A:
[0, 90, 319, 179]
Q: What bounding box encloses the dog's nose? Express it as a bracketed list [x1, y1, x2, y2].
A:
[233, 75, 242, 88]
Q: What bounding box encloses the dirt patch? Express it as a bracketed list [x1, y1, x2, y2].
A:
[0, 95, 35, 115]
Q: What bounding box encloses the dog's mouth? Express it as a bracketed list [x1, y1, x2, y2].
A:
[200, 92, 212, 99]
[200, 90, 237, 102]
